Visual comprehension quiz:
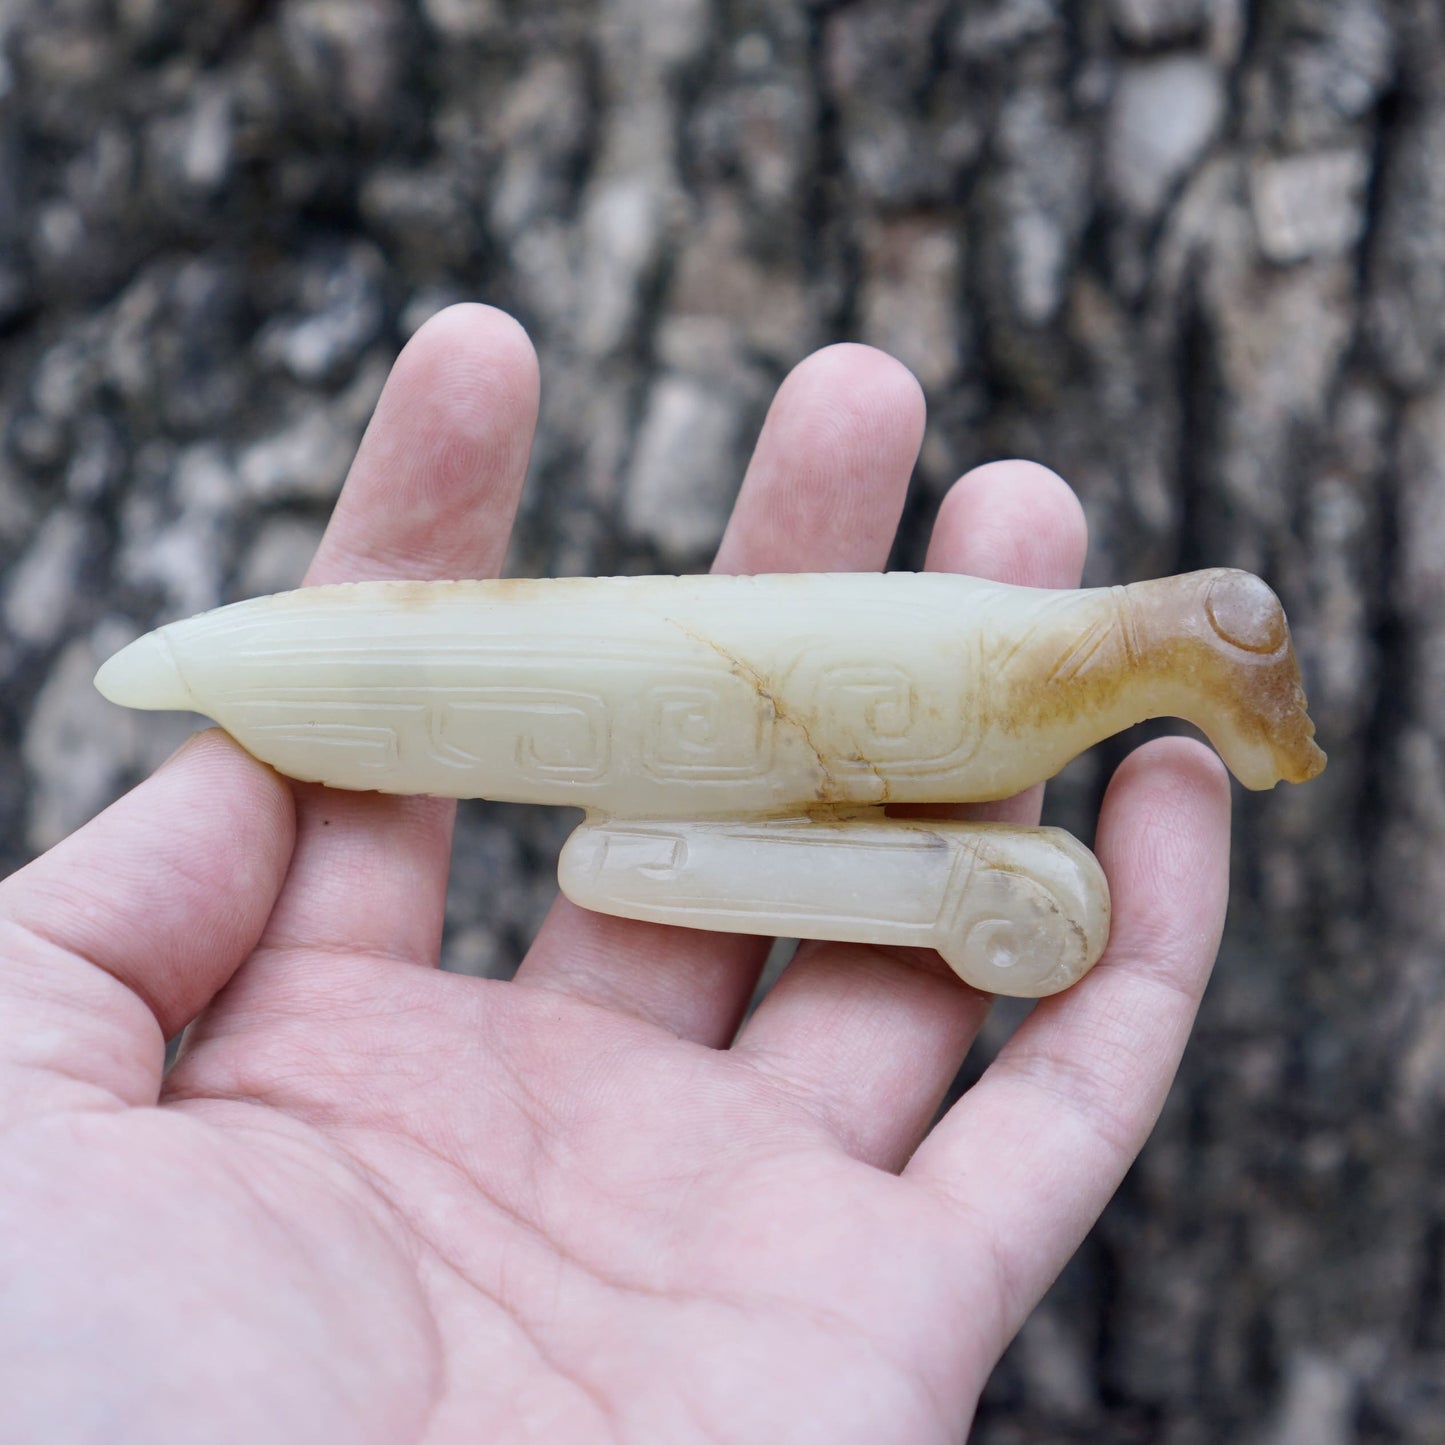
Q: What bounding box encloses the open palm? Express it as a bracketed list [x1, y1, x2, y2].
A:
[0, 307, 1230, 1444]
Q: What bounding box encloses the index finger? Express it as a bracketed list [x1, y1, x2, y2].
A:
[212, 305, 540, 1002]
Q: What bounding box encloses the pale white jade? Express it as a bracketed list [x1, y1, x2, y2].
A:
[560, 816, 1110, 996]
[94, 569, 1325, 997]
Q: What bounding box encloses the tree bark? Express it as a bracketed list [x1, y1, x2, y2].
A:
[1, 0, 1440, 1438]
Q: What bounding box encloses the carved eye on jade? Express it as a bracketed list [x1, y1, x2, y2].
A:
[95, 569, 1325, 997]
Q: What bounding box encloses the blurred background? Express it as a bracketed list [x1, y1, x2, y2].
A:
[0, 0, 1440, 1439]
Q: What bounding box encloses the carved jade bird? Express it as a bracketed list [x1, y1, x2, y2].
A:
[96, 568, 1325, 998]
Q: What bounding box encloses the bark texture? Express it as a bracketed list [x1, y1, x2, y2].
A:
[1, 1, 1441, 1439]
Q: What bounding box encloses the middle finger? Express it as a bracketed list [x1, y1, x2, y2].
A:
[513, 344, 926, 1043]
[194, 305, 539, 1030]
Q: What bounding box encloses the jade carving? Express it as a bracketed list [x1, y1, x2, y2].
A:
[94, 568, 1325, 997]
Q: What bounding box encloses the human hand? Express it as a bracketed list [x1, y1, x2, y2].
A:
[0, 306, 1230, 1444]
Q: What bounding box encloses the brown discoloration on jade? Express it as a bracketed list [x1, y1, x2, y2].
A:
[999, 569, 1326, 790]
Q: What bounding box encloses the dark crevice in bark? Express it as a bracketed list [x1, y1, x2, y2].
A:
[804, 8, 862, 341]
[1357, 402, 1406, 918]
[1172, 266, 1214, 579]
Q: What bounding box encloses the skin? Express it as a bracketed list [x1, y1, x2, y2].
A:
[0, 306, 1231, 1444]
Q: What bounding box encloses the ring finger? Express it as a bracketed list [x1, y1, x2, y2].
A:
[731, 462, 1089, 1169]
